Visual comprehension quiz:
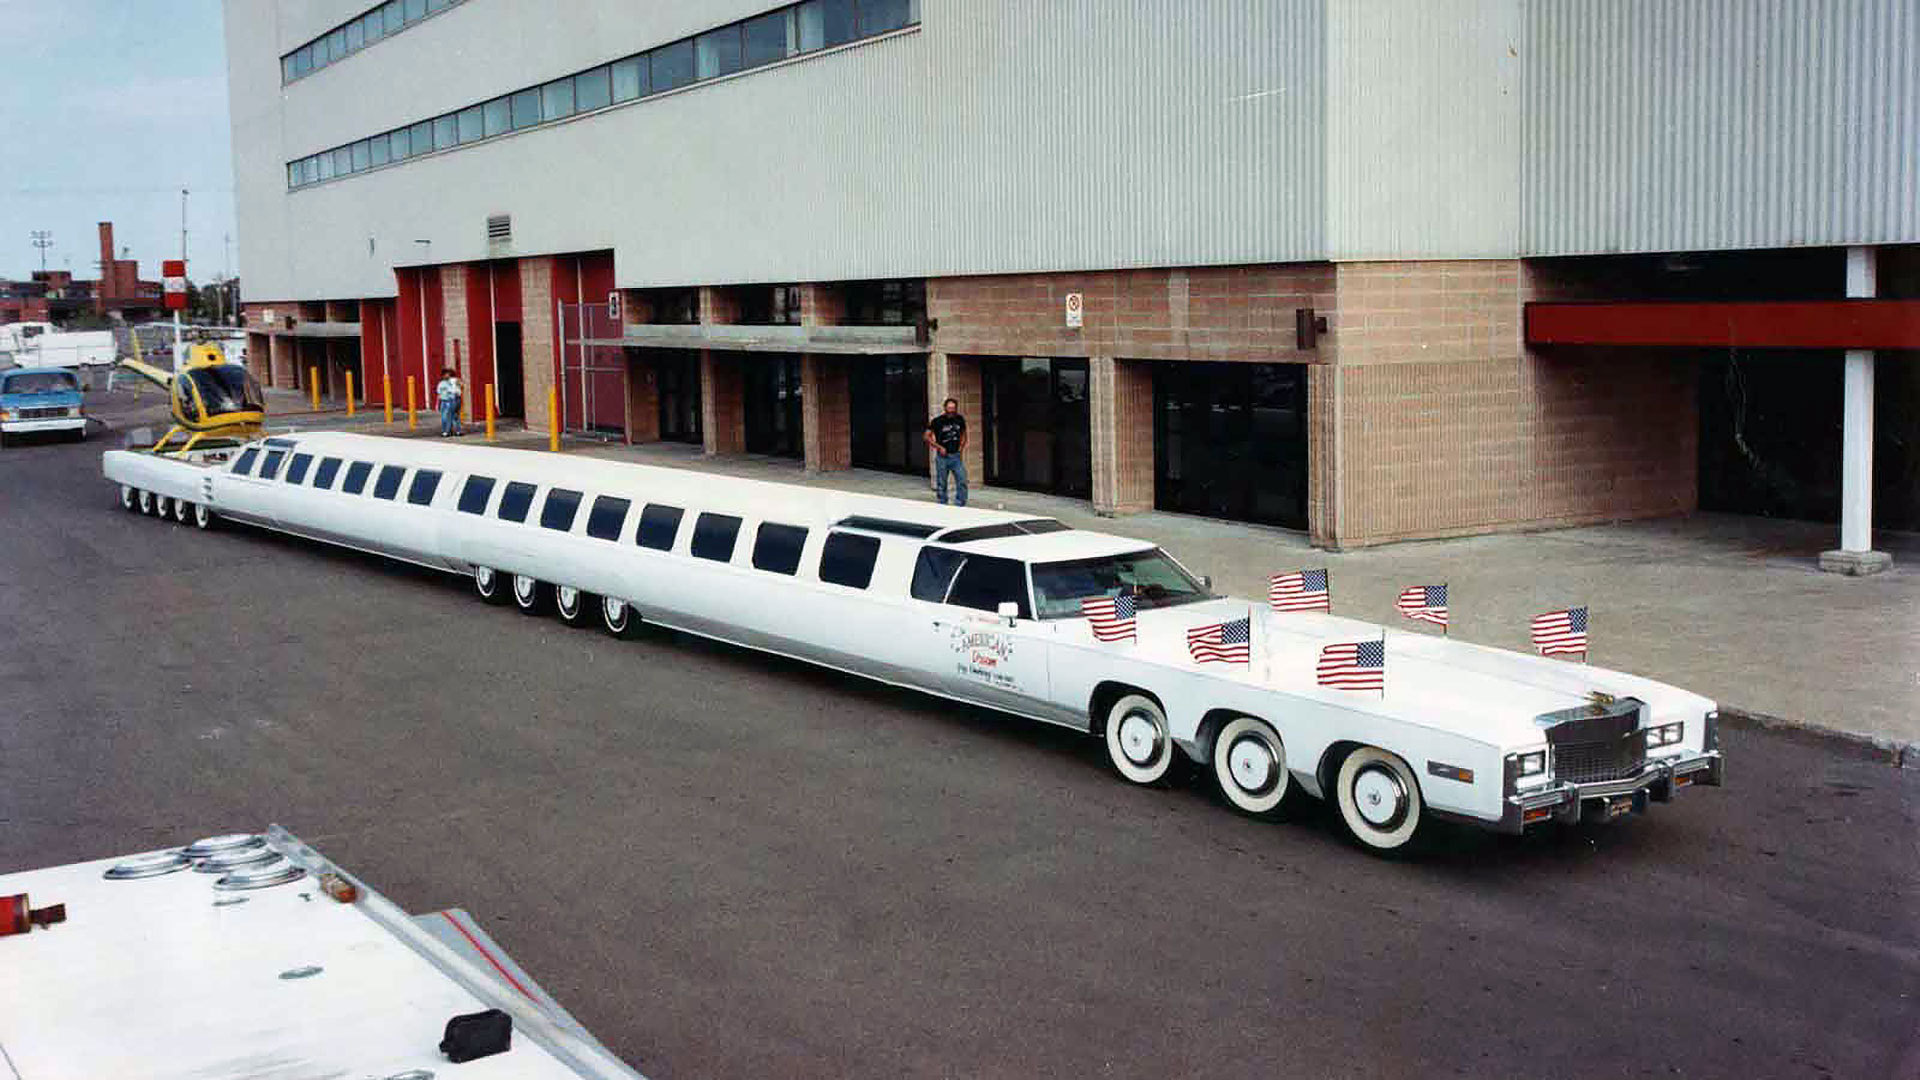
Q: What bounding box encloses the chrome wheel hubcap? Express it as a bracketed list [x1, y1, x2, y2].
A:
[604, 598, 626, 625]
[1227, 735, 1278, 795]
[515, 576, 536, 602]
[1117, 710, 1162, 766]
[1353, 766, 1408, 828]
[558, 586, 578, 612]
[475, 567, 494, 591]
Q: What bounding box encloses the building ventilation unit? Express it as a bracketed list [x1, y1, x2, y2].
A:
[485, 214, 512, 250]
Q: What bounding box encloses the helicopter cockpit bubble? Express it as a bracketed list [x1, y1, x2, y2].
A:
[177, 365, 265, 426]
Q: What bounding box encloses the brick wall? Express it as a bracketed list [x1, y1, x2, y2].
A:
[802, 354, 851, 472]
[1318, 260, 1697, 547]
[1090, 356, 1154, 514]
[625, 353, 660, 444]
[519, 257, 556, 434]
[928, 265, 1335, 363]
[927, 353, 984, 479]
[701, 352, 745, 455]
[440, 265, 469, 415]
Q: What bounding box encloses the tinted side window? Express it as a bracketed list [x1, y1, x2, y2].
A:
[342, 461, 373, 494]
[231, 447, 260, 475]
[690, 513, 742, 562]
[819, 532, 880, 589]
[313, 456, 342, 489]
[259, 450, 286, 480]
[909, 547, 967, 602]
[498, 481, 536, 522]
[372, 465, 406, 500]
[945, 554, 1031, 618]
[636, 503, 683, 551]
[586, 495, 630, 541]
[540, 488, 583, 531]
[458, 475, 495, 514]
[751, 523, 808, 575]
[408, 469, 442, 506]
[285, 453, 313, 484]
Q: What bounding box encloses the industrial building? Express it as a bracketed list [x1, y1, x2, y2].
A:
[223, 0, 1918, 564]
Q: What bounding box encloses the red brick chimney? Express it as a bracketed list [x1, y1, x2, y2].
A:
[96, 223, 114, 313]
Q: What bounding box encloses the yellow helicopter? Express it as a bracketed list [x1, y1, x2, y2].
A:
[117, 342, 267, 456]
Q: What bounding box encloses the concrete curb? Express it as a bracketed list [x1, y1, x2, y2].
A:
[1719, 706, 1919, 769]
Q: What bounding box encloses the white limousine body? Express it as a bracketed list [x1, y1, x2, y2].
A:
[104, 432, 1723, 851]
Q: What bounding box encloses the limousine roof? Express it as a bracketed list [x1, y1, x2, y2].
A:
[262, 431, 1069, 539]
[932, 529, 1157, 563]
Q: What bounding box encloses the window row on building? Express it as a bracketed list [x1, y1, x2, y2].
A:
[286, 0, 920, 190]
[281, 0, 467, 84]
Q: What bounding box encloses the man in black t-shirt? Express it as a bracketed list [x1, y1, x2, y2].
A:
[924, 397, 969, 506]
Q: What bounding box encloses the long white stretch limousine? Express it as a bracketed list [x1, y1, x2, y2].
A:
[104, 432, 1723, 852]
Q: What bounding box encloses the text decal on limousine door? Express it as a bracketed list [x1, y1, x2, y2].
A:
[950, 621, 1020, 692]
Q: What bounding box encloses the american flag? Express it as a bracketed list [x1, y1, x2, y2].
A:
[1396, 584, 1449, 627]
[1268, 568, 1331, 613]
[1081, 593, 1138, 642]
[1530, 605, 1589, 656]
[1187, 616, 1251, 664]
[1317, 639, 1386, 691]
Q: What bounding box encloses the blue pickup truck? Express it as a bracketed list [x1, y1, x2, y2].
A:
[0, 366, 87, 446]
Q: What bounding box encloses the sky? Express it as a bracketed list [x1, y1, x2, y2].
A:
[0, 0, 237, 284]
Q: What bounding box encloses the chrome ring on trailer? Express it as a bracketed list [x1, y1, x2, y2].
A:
[1212, 716, 1289, 816]
[1335, 746, 1424, 851]
[1104, 693, 1174, 785]
[601, 596, 639, 639]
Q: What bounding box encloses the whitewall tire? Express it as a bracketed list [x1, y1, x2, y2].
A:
[473, 567, 508, 605]
[193, 502, 214, 530]
[1335, 746, 1424, 852]
[172, 498, 191, 524]
[555, 585, 594, 627]
[137, 489, 154, 515]
[512, 574, 551, 615]
[1212, 716, 1289, 816]
[601, 596, 639, 639]
[1104, 693, 1175, 786]
[120, 485, 136, 511]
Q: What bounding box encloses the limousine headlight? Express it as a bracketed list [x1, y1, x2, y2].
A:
[1646, 722, 1685, 748]
[1506, 749, 1547, 788]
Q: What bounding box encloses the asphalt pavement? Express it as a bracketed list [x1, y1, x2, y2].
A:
[2, 389, 1916, 1080]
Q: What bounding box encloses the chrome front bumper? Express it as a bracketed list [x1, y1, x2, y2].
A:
[1495, 751, 1724, 834]
[2, 416, 85, 433]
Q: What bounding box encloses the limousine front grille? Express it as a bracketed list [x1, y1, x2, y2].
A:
[1553, 733, 1647, 784]
[1537, 696, 1648, 785]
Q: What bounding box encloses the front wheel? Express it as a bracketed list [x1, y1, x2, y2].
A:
[1103, 693, 1175, 786]
[192, 502, 215, 530]
[601, 596, 639, 639]
[554, 585, 595, 628]
[1212, 716, 1290, 817]
[1335, 746, 1424, 852]
[512, 574, 551, 615]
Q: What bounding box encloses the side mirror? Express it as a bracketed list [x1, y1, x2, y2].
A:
[996, 601, 1019, 626]
[1201, 575, 1213, 592]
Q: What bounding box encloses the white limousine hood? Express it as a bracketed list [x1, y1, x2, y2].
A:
[1121, 600, 1712, 749]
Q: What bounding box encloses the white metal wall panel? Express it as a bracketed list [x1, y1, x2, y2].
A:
[228, 0, 1326, 301]
[1523, 0, 1920, 256]
[1325, 0, 1523, 259]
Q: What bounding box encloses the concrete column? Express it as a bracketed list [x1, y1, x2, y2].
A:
[247, 332, 271, 386]
[701, 350, 745, 455]
[801, 354, 852, 472]
[1821, 247, 1890, 575]
[440, 265, 470, 414]
[1089, 356, 1155, 515]
[927, 352, 984, 481]
[624, 349, 660, 444]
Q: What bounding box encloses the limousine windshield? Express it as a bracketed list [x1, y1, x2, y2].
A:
[1030, 548, 1210, 619]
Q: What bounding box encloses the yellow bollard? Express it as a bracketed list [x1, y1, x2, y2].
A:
[383, 376, 393, 424]
[407, 376, 417, 431]
[309, 367, 320, 412]
[345, 371, 356, 417]
[485, 383, 496, 442]
[548, 386, 560, 452]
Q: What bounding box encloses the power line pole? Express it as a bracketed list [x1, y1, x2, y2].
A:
[30, 230, 52, 274]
